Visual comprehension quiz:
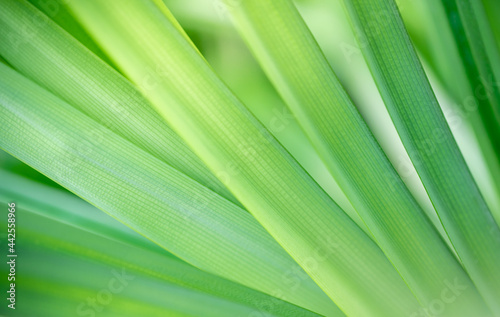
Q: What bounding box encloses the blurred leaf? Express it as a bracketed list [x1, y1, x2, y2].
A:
[398, 0, 500, 220]
[26, 0, 116, 68]
[0, 0, 237, 205]
[0, 63, 339, 316]
[0, 170, 159, 251]
[342, 0, 500, 313]
[0, 199, 320, 317]
[66, 0, 426, 315]
[221, 0, 492, 315]
[481, 0, 500, 51]
[441, 0, 500, 158]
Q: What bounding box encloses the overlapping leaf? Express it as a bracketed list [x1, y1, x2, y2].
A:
[64, 0, 428, 315]
[341, 0, 500, 313]
[0, 63, 339, 316]
[0, 180, 319, 317]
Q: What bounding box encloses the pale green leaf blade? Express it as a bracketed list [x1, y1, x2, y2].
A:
[0, 0, 237, 205]
[341, 0, 500, 312]
[66, 1, 424, 315]
[0, 63, 340, 316]
[0, 169, 163, 252]
[221, 1, 492, 315]
[0, 197, 320, 317]
[398, 0, 500, 219]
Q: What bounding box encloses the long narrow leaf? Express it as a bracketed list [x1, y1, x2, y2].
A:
[341, 0, 500, 312]
[441, 0, 500, 158]
[397, 0, 500, 217]
[220, 1, 492, 315]
[26, 0, 115, 67]
[9, 250, 311, 317]
[0, 169, 162, 252]
[0, 0, 237, 205]
[66, 1, 425, 315]
[0, 63, 340, 316]
[0, 202, 319, 317]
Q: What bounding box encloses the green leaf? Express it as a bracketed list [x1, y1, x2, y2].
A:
[221, 0, 492, 315]
[0, 169, 161, 252]
[26, 0, 116, 68]
[0, 192, 320, 317]
[0, 63, 340, 316]
[440, 0, 500, 219]
[0, 0, 237, 206]
[441, 0, 500, 158]
[341, 0, 500, 313]
[398, 0, 500, 220]
[10, 248, 314, 317]
[481, 0, 500, 51]
[65, 0, 425, 315]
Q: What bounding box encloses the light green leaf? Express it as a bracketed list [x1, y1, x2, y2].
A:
[341, 0, 500, 313]
[0, 63, 340, 316]
[26, 0, 116, 68]
[398, 0, 500, 220]
[0, 0, 237, 206]
[66, 0, 425, 315]
[0, 194, 320, 317]
[221, 0, 491, 315]
[0, 169, 161, 252]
